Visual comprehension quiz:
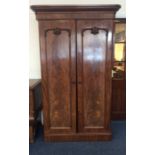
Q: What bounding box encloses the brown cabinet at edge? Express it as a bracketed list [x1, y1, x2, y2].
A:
[31, 5, 120, 141]
[111, 18, 126, 120]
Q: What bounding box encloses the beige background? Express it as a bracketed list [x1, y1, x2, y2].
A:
[29, 0, 126, 78]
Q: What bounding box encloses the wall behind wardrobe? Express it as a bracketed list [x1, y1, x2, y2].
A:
[29, 0, 126, 78]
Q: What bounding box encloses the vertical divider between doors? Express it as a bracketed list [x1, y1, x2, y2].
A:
[75, 19, 78, 133]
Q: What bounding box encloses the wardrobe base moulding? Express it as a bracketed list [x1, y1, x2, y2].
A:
[44, 131, 112, 142]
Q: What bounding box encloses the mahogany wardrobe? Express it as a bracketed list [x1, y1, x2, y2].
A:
[31, 5, 120, 141]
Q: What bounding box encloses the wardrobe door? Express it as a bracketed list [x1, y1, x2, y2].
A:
[39, 20, 76, 134]
[77, 20, 113, 133]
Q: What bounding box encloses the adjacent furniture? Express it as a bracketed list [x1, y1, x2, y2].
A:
[111, 18, 126, 120]
[29, 79, 42, 143]
[31, 5, 120, 141]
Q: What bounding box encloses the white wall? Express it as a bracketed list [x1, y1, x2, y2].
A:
[29, 0, 126, 78]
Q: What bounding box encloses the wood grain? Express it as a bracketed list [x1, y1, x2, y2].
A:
[31, 5, 120, 141]
[77, 20, 113, 133]
[39, 20, 76, 134]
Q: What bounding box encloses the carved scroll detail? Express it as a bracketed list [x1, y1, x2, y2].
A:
[91, 27, 99, 35]
[53, 28, 61, 35]
[45, 28, 71, 37]
[82, 27, 108, 36]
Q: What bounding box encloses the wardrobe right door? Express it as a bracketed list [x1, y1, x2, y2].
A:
[77, 20, 113, 133]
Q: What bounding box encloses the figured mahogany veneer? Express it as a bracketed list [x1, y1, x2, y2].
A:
[31, 5, 120, 141]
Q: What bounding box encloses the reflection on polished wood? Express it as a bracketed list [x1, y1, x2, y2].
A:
[77, 20, 113, 133]
[31, 5, 120, 141]
[112, 18, 126, 120]
[40, 20, 76, 133]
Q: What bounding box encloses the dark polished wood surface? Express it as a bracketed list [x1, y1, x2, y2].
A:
[39, 20, 76, 134]
[77, 20, 113, 133]
[29, 79, 41, 119]
[29, 79, 41, 143]
[111, 79, 126, 119]
[31, 5, 120, 12]
[31, 5, 120, 20]
[31, 5, 120, 141]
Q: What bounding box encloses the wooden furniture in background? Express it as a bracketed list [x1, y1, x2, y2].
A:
[31, 5, 120, 141]
[111, 18, 126, 120]
[29, 79, 42, 143]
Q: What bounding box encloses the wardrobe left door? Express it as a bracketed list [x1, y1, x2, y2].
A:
[39, 20, 77, 136]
